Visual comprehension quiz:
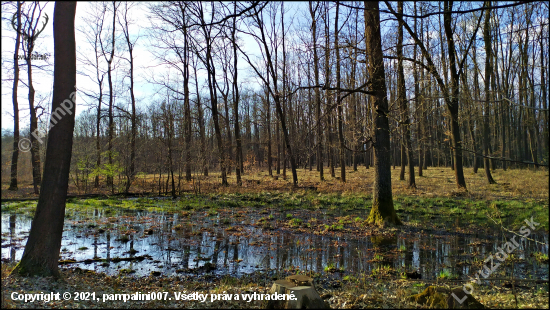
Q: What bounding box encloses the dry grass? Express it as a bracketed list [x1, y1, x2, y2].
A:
[202, 166, 549, 201]
[2, 166, 548, 201]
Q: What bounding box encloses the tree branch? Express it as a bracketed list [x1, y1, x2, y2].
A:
[339, 1, 537, 19]
[458, 147, 548, 167]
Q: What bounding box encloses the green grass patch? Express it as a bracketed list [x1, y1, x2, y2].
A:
[2, 192, 546, 231]
[288, 218, 303, 227]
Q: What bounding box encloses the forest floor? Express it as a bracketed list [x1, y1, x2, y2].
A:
[2, 166, 549, 201]
[2, 261, 549, 309]
[1, 167, 548, 308]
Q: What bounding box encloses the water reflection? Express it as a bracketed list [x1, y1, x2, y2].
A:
[9, 214, 16, 262]
[1, 210, 548, 282]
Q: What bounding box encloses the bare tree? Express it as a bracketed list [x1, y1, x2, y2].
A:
[364, 1, 401, 226]
[160, 100, 176, 197]
[78, 3, 107, 188]
[99, 1, 120, 189]
[309, 1, 324, 181]
[11, 1, 77, 277]
[19, 1, 48, 194]
[482, 1, 496, 183]
[240, 2, 298, 186]
[385, 0, 485, 189]
[396, 1, 415, 188]
[8, 1, 22, 191]
[323, 2, 335, 178]
[230, 1, 243, 185]
[195, 2, 228, 185]
[191, 54, 208, 176]
[118, 2, 140, 192]
[335, 1, 346, 182]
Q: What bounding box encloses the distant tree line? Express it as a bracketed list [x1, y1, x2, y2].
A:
[4, 1, 547, 192]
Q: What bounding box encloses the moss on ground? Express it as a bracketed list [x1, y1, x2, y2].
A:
[2, 192, 547, 231]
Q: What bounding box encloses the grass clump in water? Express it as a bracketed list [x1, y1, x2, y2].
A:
[288, 218, 303, 227]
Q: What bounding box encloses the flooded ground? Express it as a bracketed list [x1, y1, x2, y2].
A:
[2, 197, 548, 283]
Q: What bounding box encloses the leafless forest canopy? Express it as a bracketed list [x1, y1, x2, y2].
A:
[2, 1, 549, 194]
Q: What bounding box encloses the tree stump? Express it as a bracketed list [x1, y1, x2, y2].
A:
[266, 275, 329, 309]
[286, 275, 315, 287]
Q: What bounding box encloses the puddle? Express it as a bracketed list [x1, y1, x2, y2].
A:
[2, 203, 548, 281]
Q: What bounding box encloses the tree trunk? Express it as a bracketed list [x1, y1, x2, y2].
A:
[105, 2, 117, 190]
[193, 62, 207, 176]
[443, 1, 467, 189]
[335, 1, 346, 183]
[482, 1, 496, 183]
[266, 82, 273, 177]
[168, 112, 176, 198]
[121, 3, 137, 193]
[276, 115, 281, 175]
[183, 24, 192, 182]
[471, 44, 482, 173]
[310, 0, 323, 181]
[11, 1, 77, 277]
[200, 4, 226, 185]
[274, 93, 298, 186]
[27, 53, 41, 195]
[414, 2, 423, 178]
[251, 4, 297, 186]
[364, 1, 401, 227]
[397, 1, 415, 188]
[324, 4, 335, 178]
[8, 1, 22, 191]
[231, 5, 242, 186]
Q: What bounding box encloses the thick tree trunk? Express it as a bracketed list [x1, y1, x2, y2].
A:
[364, 1, 401, 226]
[482, 1, 496, 184]
[443, 1, 467, 189]
[12, 1, 77, 277]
